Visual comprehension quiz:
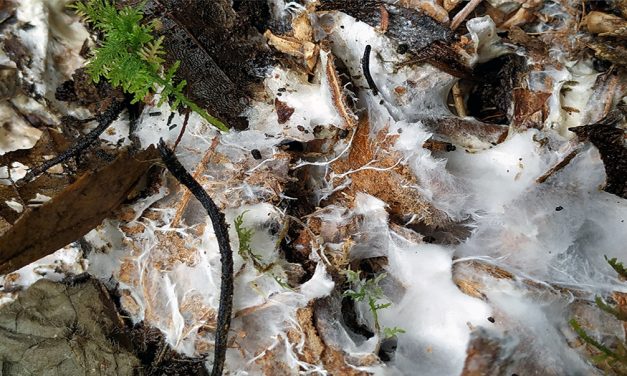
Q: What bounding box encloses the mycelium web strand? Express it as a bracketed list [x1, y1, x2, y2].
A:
[157, 139, 234, 376]
[20, 99, 125, 184]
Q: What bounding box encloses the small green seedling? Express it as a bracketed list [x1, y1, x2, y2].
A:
[234, 211, 264, 267]
[72, 0, 228, 131]
[343, 269, 404, 338]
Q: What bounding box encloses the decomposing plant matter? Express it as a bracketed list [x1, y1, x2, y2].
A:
[1, 0, 627, 375]
[72, 0, 228, 131]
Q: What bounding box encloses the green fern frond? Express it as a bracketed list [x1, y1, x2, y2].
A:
[71, 0, 228, 131]
[342, 270, 403, 337]
[605, 255, 627, 279]
[139, 36, 166, 67]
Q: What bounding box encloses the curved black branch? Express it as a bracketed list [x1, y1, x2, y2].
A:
[157, 139, 233, 376]
[22, 100, 125, 183]
[362, 44, 379, 96]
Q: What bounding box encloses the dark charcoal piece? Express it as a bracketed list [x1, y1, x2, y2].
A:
[55, 79, 78, 102]
[277, 139, 305, 152]
[232, 0, 272, 33]
[379, 335, 399, 362]
[466, 54, 527, 124]
[144, 0, 274, 130]
[318, 0, 452, 52]
[570, 111, 627, 199]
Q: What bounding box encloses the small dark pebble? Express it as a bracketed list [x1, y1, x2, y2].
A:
[555, 206, 564, 211]
[149, 111, 162, 116]
[251, 149, 262, 160]
[338, 129, 349, 139]
[379, 99, 384, 105]
[487, 316, 495, 323]
[278, 87, 286, 92]
[446, 144, 457, 152]
[378, 335, 398, 362]
[396, 43, 409, 54]
[168, 124, 178, 130]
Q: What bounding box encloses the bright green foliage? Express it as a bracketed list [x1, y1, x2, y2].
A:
[71, 0, 228, 131]
[605, 255, 627, 280]
[343, 270, 403, 338]
[383, 326, 406, 338]
[570, 256, 627, 374]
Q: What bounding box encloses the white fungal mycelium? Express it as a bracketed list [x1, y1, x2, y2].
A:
[1, 1, 625, 375]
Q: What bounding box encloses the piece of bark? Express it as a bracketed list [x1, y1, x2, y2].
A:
[318, 0, 452, 52]
[145, 0, 272, 130]
[0, 147, 158, 274]
[512, 88, 551, 129]
[461, 328, 516, 376]
[329, 117, 451, 227]
[468, 54, 528, 124]
[421, 116, 509, 149]
[570, 111, 627, 198]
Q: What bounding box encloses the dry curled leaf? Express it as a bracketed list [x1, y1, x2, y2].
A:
[0, 147, 158, 274]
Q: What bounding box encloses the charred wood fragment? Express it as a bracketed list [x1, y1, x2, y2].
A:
[362, 45, 379, 96]
[318, 0, 453, 52]
[570, 111, 627, 198]
[21, 99, 125, 184]
[157, 140, 234, 376]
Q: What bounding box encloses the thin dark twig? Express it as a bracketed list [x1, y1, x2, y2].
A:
[536, 148, 580, 184]
[173, 110, 190, 151]
[157, 139, 233, 376]
[21, 100, 125, 184]
[362, 45, 379, 96]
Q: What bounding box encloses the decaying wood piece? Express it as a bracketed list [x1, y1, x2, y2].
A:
[264, 11, 319, 74]
[460, 329, 515, 376]
[325, 52, 358, 128]
[318, 0, 453, 52]
[330, 117, 451, 227]
[421, 116, 508, 149]
[398, 0, 449, 24]
[0, 146, 158, 274]
[450, 0, 482, 30]
[582, 11, 627, 37]
[146, 0, 272, 130]
[570, 111, 627, 198]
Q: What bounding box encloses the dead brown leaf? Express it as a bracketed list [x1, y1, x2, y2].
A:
[0, 147, 158, 274]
